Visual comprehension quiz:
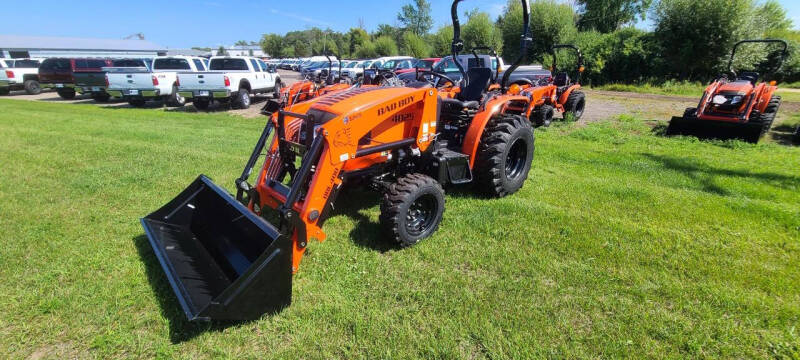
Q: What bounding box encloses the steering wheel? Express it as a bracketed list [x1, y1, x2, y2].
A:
[416, 70, 457, 89]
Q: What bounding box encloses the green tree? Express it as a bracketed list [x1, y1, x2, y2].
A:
[234, 40, 249, 46]
[356, 41, 379, 58]
[294, 42, 311, 57]
[500, 0, 577, 63]
[576, 0, 652, 33]
[374, 24, 401, 39]
[462, 11, 502, 54]
[397, 0, 434, 36]
[374, 36, 399, 56]
[400, 32, 432, 58]
[347, 28, 370, 56]
[431, 25, 454, 56]
[653, 0, 758, 79]
[216, 45, 227, 56]
[281, 46, 296, 58]
[260, 34, 283, 58]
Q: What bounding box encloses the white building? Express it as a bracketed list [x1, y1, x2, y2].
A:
[0, 34, 166, 59]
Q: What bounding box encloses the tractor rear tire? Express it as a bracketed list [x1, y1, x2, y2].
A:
[232, 88, 251, 109]
[193, 98, 211, 110]
[474, 114, 535, 197]
[531, 105, 554, 127]
[24, 80, 41, 95]
[563, 90, 586, 120]
[57, 88, 76, 100]
[380, 173, 445, 247]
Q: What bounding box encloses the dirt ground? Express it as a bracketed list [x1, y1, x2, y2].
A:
[2, 72, 797, 141]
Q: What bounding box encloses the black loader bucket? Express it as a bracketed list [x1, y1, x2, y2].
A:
[140, 175, 292, 321]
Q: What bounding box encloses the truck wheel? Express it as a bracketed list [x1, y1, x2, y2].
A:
[232, 88, 251, 109]
[57, 88, 76, 100]
[92, 92, 111, 102]
[128, 98, 146, 107]
[166, 85, 185, 107]
[474, 114, 535, 197]
[563, 90, 585, 120]
[24, 80, 41, 95]
[193, 98, 211, 111]
[531, 105, 554, 127]
[380, 173, 445, 247]
[273, 79, 282, 99]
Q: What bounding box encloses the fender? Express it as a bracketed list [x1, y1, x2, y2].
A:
[462, 94, 530, 168]
[754, 83, 777, 114]
[557, 84, 582, 110]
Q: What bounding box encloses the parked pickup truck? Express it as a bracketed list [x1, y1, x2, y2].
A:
[177, 56, 281, 110]
[74, 58, 152, 102]
[106, 56, 207, 107]
[39, 58, 114, 99]
[0, 59, 42, 95]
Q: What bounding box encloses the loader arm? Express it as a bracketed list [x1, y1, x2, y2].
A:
[253, 87, 441, 272]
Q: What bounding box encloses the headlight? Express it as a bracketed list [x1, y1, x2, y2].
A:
[730, 95, 743, 104]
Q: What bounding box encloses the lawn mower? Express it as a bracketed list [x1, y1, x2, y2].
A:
[667, 39, 788, 143]
[140, 0, 536, 321]
[514, 44, 586, 127]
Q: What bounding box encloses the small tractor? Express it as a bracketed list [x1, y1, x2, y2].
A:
[667, 39, 788, 143]
[275, 55, 351, 109]
[516, 44, 586, 127]
[140, 0, 537, 321]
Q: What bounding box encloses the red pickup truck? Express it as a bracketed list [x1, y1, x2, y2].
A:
[38, 58, 112, 99]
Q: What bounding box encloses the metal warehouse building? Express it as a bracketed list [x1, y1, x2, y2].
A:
[0, 34, 167, 59]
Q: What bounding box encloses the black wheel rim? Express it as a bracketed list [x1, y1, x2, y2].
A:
[505, 138, 527, 180]
[406, 194, 437, 237]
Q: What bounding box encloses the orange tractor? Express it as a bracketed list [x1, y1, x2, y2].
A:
[514, 44, 586, 127]
[273, 55, 352, 110]
[140, 0, 537, 321]
[667, 39, 788, 143]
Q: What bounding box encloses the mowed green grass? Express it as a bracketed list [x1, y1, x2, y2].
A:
[0, 100, 798, 359]
[596, 81, 800, 102]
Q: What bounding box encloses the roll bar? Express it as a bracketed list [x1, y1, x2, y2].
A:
[451, 0, 468, 85]
[727, 39, 788, 76]
[551, 44, 584, 84]
[499, 0, 531, 91]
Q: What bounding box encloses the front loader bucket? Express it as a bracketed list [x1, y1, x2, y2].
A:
[667, 116, 763, 143]
[140, 175, 292, 321]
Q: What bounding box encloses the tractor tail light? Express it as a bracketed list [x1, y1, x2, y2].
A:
[224, 76, 230, 87]
[5, 70, 14, 79]
[151, 75, 159, 86]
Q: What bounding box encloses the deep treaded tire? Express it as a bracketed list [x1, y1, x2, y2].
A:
[379, 173, 445, 247]
[532, 104, 554, 127]
[273, 79, 282, 99]
[563, 90, 586, 120]
[233, 88, 251, 109]
[474, 114, 535, 197]
[745, 95, 780, 143]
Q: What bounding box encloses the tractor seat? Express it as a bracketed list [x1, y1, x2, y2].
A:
[553, 72, 570, 87]
[441, 97, 479, 111]
[736, 71, 760, 85]
[458, 67, 493, 102]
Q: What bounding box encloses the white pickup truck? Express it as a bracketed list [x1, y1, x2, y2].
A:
[177, 56, 281, 110]
[0, 59, 42, 95]
[106, 56, 207, 107]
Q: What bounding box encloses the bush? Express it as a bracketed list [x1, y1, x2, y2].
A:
[500, 0, 577, 63]
[374, 36, 399, 56]
[400, 32, 432, 58]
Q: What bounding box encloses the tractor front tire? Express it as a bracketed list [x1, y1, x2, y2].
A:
[474, 114, 535, 197]
[531, 105, 554, 127]
[232, 88, 251, 109]
[380, 173, 445, 248]
[24, 80, 41, 95]
[745, 95, 780, 143]
[563, 90, 586, 120]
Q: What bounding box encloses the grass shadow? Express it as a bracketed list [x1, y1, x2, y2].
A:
[642, 153, 800, 195]
[331, 187, 399, 253]
[132, 235, 257, 343]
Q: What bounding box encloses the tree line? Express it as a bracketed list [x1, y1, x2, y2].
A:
[260, 0, 800, 85]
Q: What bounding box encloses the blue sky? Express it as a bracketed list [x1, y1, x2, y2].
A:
[4, 0, 799, 49]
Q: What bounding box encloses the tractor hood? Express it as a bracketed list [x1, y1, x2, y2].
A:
[717, 81, 753, 96]
[310, 87, 426, 117]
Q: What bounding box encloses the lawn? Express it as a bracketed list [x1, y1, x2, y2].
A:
[595, 81, 800, 103]
[0, 100, 798, 359]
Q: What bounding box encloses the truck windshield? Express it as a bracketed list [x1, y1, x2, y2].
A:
[153, 58, 191, 70]
[13, 60, 40, 68]
[209, 58, 249, 71]
[112, 59, 146, 67]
